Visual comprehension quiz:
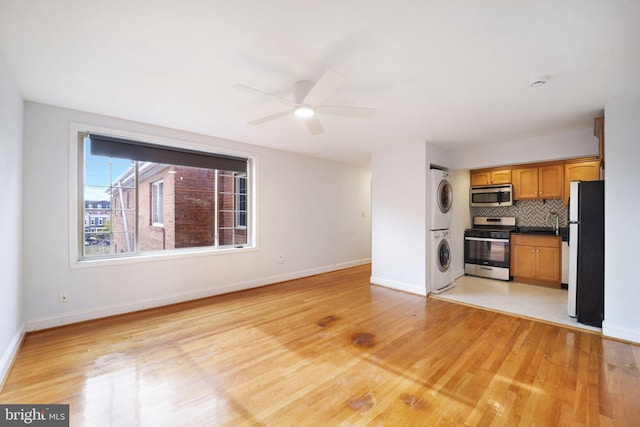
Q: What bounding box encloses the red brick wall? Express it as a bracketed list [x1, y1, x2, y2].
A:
[173, 167, 215, 248]
[138, 169, 170, 251]
[109, 164, 246, 253]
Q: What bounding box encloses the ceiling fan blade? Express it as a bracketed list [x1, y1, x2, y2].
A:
[315, 105, 376, 119]
[302, 71, 345, 106]
[248, 109, 294, 125]
[233, 84, 294, 106]
[304, 115, 324, 135]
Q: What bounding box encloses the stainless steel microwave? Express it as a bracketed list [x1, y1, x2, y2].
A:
[469, 184, 513, 207]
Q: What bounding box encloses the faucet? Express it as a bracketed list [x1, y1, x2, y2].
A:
[549, 212, 559, 235]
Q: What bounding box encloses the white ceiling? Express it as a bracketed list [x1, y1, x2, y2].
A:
[1, 1, 639, 167]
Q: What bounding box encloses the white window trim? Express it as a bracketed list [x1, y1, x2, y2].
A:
[68, 122, 258, 270]
[151, 180, 164, 227]
[235, 173, 248, 229]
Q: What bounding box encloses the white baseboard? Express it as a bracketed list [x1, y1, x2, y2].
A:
[602, 321, 640, 344]
[370, 276, 427, 296]
[26, 259, 371, 332]
[0, 324, 25, 390]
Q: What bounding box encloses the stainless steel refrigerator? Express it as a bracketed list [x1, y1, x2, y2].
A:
[567, 180, 604, 327]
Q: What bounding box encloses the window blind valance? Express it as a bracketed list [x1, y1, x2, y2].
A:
[89, 134, 247, 173]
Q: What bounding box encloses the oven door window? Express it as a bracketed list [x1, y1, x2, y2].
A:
[464, 237, 510, 268]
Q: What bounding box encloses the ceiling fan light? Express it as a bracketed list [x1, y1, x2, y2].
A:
[294, 106, 315, 118]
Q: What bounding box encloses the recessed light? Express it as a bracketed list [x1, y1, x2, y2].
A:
[294, 106, 315, 118]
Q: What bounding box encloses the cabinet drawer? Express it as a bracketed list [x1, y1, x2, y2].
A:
[511, 235, 561, 248]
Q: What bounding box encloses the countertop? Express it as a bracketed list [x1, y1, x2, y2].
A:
[513, 226, 568, 242]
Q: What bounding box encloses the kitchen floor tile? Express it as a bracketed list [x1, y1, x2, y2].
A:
[432, 275, 601, 333]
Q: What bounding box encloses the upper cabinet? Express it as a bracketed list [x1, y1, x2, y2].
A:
[564, 160, 601, 205]
[595, 116, 604, 167]
[511, 168, 537, 199]
[470, 169, 512, 186]
[471, 157, 602, 206]
[512, 165, 563, 200]
[538, 165, 564, 199]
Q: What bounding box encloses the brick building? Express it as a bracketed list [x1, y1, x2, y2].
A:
[84, 200, 111, 241]
[110, 162, 246, 254]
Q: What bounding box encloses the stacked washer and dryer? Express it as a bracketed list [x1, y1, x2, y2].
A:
[429, 169, 454, 293]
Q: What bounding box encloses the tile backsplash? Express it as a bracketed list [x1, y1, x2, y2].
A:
[470, 199, 568, 228]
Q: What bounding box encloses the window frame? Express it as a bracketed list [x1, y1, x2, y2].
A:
[69, 123, 257, 269]
[151, 179, 164, 227]
[235, 173, 248, 229]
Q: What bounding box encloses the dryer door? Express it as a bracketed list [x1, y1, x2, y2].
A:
[437, 179, 453, 214]
[437, 238, 451, 272]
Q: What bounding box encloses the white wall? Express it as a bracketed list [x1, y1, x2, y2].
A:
[370, 141, 449, 295]
[0, 56, 24, 385]
[450, 128, 599, 170]
[449, 169, 471, 279]
[602, 99, 640, 343]
[22, 102, 372, 330]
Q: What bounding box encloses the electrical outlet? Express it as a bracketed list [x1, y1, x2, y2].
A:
[59, 291, 69, 303]
[277, 255, 285, 264]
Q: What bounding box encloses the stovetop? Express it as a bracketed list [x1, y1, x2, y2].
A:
[465, 216, 516, 239]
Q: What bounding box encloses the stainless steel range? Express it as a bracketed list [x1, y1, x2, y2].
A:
[464, 216, 516, 281]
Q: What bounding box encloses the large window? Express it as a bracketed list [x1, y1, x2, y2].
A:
[80, 133, 251, 259]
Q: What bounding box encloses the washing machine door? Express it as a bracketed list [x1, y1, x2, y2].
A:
[437, 238, 451, 272]
[437, 179, 453, 214]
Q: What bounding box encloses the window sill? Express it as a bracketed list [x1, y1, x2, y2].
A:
[72, 245, 257, 270]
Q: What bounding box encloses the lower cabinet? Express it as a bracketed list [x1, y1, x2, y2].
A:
[511, 235, 562, 287]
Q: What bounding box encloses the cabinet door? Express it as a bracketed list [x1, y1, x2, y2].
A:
[490, 170, 512, 184]
[512, 244, 537, 278]
[512, 168, 538, 200]
[536, 246, 561, 283]
[538, 165, 563, 199]
[564, 161, 601, 205]
[595, 117, 604, 163]
[470, 171, 491, 186]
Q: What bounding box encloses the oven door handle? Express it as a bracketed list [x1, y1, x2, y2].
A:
[464, 237, 509, 243]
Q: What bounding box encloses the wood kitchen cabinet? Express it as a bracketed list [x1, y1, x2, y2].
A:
[595, 116, 604, 165]
[563, 160, 601, 205]
[512, 165, 563, 200]
[511, 234, 562, 287]
[470, 169, 512, 186]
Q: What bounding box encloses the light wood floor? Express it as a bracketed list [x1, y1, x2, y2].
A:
[2, 265, 639, 426]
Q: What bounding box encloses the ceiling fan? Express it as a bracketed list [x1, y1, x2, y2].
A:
[233, 71, 376, 135]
